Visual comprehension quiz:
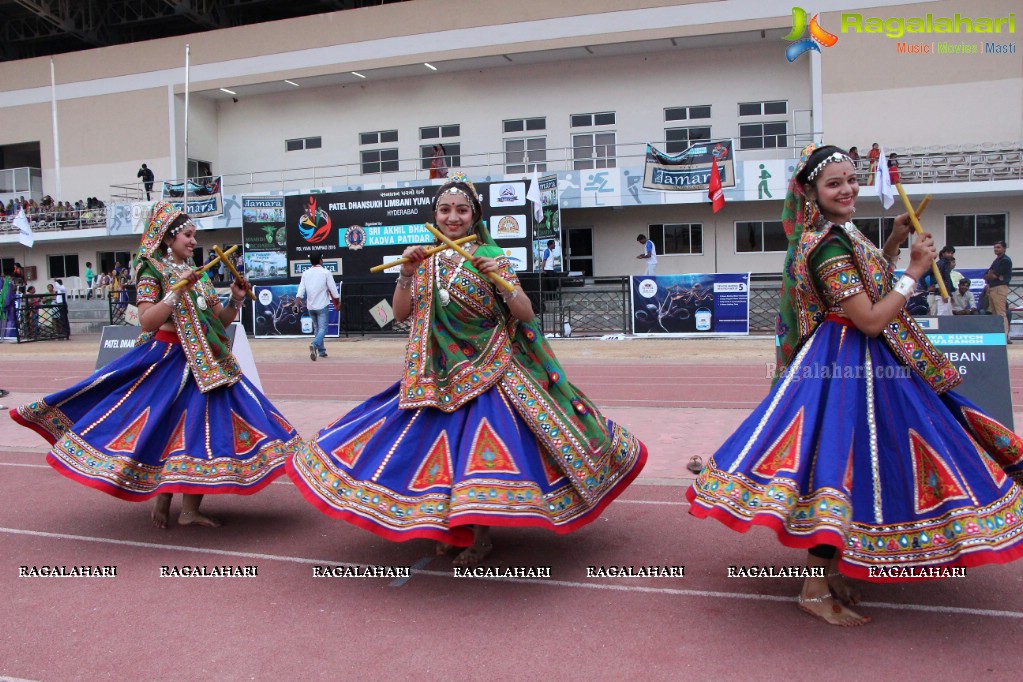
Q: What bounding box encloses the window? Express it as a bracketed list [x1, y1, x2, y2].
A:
[571, 112, 615, 127]
[504, 137, 547, 174]
[285, 137, 321, 152]
[946, 213, 1007, 247]
[504, 117, 546, 133]
[739, 100, 787, 116]
[650, 223, 703, 255]
[735, 221, 787, 253]
[419, 143, 461, 171]
[47, 254, 80, 279]
[420, 125, 460, 140]
[573, 132, 616, 170]
[664, 126, 711, 154]
[665, 105, 711, 121]
[852, 218, 908, 249]
[739, 122, 788, 150]
[361, 149, 399, 174]
[359, 130, 398, 145]
[98, 251, 132, 275]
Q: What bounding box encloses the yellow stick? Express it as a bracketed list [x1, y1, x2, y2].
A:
[422, 223, 516, 294]
[370, 235, 479, 273]
[895, 183, 948, 300]
[170, 244, 238, 291]
[214, 245, 257, 301]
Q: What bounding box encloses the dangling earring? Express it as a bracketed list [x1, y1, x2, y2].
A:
[165, 246, 173, 259]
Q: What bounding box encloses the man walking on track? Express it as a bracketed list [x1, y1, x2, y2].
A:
[296, 253, 339, 360]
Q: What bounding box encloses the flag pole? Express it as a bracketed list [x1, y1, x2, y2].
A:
[50, 58, 62, 201]
[183, 44, 190, 211]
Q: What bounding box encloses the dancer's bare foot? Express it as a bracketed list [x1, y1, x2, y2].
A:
[798, 590, 871, 627]
[452, 541, 493, 568]
[452, 526, 492, 568]
[827, 560, 862, 605]
[178, 510, 222, 528]
[151, 493, 172, 529]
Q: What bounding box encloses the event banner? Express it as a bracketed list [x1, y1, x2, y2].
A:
[252, 284, 341, 339]
[631, 273, 749, 336]
[161, 176, 224, 217]
[241, 196, 288, 281]
[283, 180, 536, 279]
[643, 140, 736, 192]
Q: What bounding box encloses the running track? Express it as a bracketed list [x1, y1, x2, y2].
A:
[2, 336, 1022, 681]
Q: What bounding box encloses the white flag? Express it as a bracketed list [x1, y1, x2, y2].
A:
[875, 147, 894, 210]
[13, 207, 33, 248]
[526, 166, 543, 223]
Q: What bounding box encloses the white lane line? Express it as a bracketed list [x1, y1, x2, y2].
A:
[3, 526, 1020, 619]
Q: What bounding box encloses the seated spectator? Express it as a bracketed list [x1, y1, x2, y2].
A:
[94, 272, 111, 299]
[952, 278, 977, 315]
[848, 146, 860, 161]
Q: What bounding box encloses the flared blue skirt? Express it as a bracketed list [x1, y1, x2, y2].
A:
[287, 380, 647, 547]
[687, 318, 1023, 581]
[11, 330, 300, 500]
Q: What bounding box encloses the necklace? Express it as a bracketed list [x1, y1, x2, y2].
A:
[159, 256, 207, 309]
[434, 245, 473, 307]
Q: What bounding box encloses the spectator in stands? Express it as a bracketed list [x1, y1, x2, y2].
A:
[137, 163, 155, 200]
[888, 153, 901, 184]
[429, 144, 449, 179]
[95, 271, 111, 299]
[848, 146, 860, 161]
[868, 142, 881, 175]
[952, 278, 976, 315]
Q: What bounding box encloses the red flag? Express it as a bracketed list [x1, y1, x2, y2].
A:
[708, 155, 725, 213]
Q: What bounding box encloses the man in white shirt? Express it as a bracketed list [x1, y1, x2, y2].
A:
[53, 279, 68, 303]
[636, 234, 657, 275]
[296, 253, 339, 360]
[951, 278, 977, 315]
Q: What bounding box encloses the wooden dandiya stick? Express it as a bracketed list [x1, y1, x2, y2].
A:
[422, 222, 516, 294]
[170, 244, 238, 291]
[895, 184, 948, 300]
[214, 245, 257, 301]
[370, 235, 478, 273]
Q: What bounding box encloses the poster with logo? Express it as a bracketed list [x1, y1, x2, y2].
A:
[253, 284, 341, 339]
[161, 177, 225, 217]
[631, 273, 749, 336]
[242, 196, 288, 281]
[535, 174, 561, 241]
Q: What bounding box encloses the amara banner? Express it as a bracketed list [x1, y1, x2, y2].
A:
[643, 140, 736, 192]
[242, 196, 288, 281]
[631, 273, 749, 336]
[161, 176, 224, 217]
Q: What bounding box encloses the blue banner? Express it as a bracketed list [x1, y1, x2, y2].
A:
[631, 272, 749, 336]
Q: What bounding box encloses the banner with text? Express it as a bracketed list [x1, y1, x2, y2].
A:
[643, 140, 736, 192]
[242, 196, 288, 281]
[631, 272, 749, 336]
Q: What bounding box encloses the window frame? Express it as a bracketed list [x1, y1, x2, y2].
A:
[650, 223, 704, 256]
[945, 213, 1008, 247]
[360, 148, 400, 174]
[734, 220, 787, 253]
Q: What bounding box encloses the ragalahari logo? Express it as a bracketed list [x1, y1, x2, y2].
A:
[784, 7, 839, 61]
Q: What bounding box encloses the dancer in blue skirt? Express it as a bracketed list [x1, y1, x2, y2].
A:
[12, 201, 301, 528]
[687, 145, 1023, 625]
[288, 174, 646, 566]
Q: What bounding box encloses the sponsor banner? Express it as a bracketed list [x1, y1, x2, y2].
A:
[643, 140, 736, 192]
[161, 176, 225, 217]
[253, 284, 341, 339]
[631, 273, 749, 336]
[242, 196, 288, 282]
[535, 174, 561, 241]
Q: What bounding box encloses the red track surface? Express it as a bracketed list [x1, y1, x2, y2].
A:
[2, 336, 1022, 681]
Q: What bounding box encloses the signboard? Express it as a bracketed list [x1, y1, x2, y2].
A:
[643, 140, 736, 192]
[242, 196, 288, 281]
[918, 315, 1012, 429]
[631, 273, 749, 336]
[253, 284, 341, 339]
[162, 177, 225, 217]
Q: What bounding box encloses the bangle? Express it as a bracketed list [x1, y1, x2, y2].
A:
[396, 273, 413, 289]
[893, 274, 916, 299]
[161, 291, 180, 307]
[230, 297, 245, 310]
[884, 250, 900, 265]
[501, 288, 519, 303]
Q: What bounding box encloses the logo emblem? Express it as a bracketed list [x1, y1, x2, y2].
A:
[299, 196, 332, 244]
[344, 224, 366, 251]
[784, 7, 838, 62]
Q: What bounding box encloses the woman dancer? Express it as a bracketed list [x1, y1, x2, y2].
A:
[11, 201, 301, 528]
[687, 145, 1023, 625]
[289, 174, 646, 566]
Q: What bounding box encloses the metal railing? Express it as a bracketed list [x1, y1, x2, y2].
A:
[12, 294, 70, 343]
[0, 207, 107, 234]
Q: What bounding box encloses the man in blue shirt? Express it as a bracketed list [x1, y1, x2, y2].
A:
[984, 240, 1013, 342]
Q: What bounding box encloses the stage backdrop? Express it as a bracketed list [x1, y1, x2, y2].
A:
[631, 273, 750, 336]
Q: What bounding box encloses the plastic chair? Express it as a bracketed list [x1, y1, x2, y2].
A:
[65, 276, 86, 299]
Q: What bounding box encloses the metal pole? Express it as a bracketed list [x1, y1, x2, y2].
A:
[184, 44, 190, 211]
[50, 58, 62, 200]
